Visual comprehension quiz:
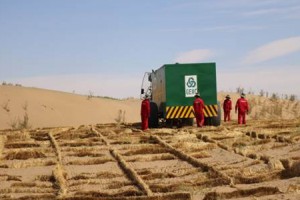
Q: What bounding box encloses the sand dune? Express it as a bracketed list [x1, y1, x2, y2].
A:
[1, 85, 299, 130]
[0, 85, 140, 129]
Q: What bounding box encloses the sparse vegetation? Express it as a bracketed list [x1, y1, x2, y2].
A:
[0, 120, 299, 199]
[115, 109, 126, 125]
[8, 102, 31, 130]
[2, 100, 10, 112]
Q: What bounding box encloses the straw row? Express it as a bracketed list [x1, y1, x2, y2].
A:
[0, 135, 7, 160]
[110, 149, 153, 196]
[92, 125, 154, 197]
[150, 135, 233, 185]
[48, 131, 68, 197]
[48, 132, 62, 164]
[91, 127, 110, 145]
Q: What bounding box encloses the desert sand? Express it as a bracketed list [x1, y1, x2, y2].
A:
[0, 85, 141, 130]
[0, 85, 299, 200]
[1, 85, 299, 130]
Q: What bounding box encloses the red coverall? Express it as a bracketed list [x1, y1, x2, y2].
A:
[193, 97, 205, 127]
[223, 99, 232, 122]
[235, 97, 249, 124]
[141, 99, 150, 130]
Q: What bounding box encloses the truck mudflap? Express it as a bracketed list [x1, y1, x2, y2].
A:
[166, 104, 218, 119]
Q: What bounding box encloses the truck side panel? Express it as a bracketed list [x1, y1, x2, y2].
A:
[151, 66, 166, 115]
[164, 63, 218, 118]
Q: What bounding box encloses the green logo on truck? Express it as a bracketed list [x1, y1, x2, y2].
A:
[185, 75, 197, 97]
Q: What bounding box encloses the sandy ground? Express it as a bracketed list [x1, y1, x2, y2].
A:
[0, 85, 140, 129]
[0, 120, 299, 200]
[0, 85, 299, 199]
[1, 85, 299, 130]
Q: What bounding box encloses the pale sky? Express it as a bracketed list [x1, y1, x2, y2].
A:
[1, 0, 299, 98]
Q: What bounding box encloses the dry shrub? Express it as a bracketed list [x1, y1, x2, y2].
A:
[67, 157, 114, 165]
[203, 186, 280, 200]
[5, 149, 46, 160]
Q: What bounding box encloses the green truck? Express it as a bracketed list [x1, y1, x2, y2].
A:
[141, 62, 221, 127]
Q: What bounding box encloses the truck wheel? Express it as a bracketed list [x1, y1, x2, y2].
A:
[212, 101, 221, 126]
[182, 118, 194, 126]
[149, 102, 158, 128]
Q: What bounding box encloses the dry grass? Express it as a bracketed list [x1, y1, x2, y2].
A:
[141, 172, 177, 180]
[5, 149, 46, 160]
[11, 158, 56, 168]
[67, 157, 114, 165]
[203, 186, 280, 200]
[0, 188, 54, 194]
[110, 149, 153, 196]
[122, 146, 169, 156]
[5, 142, 40, 148]
[190, 151, 211, 158]
[174, 140, 217, 152]
[149, 183, 179, 193]
[48, 132, 62, 164]
[126, 153, 175, 162]
[35, 175, 55, 182]
[0, 135, 6, 159]
[66, 148, 105, 157]
[96, 171, 124, 179]
[52, 164, 67, 197]
[59, 140, 102, 147]
[69, 172, 123, 182]
[6, 131, 30, 142]
[75, 189, 143, 197]
[105, 180, 134, 189]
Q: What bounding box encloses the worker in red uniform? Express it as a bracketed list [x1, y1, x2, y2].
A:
[223, 95, 232, 122]
[235, 93, 249, 124]
[141, 95, 151, 130]
[193, 92, 205, 127]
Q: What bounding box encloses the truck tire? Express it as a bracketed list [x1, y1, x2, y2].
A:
[212, 101, 221, 126]
[182, 118, 194, 126]
[149, 102, 159, 128]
